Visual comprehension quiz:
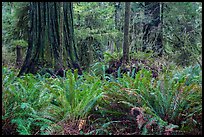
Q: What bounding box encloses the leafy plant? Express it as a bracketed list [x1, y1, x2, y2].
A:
[89, 62, 107, 79]
[2, 68, 57, 135]
[93, 65, 201, 135]
[41, 70, 104, 129]
[104, 51, 122, 64]
[129, 50, 153, 60]
[173, 63, 202, 85]
[11, 39, 28, 49]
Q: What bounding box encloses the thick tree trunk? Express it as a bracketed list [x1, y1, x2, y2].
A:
[18, 2, 40, 75]
[63, 2, 80, 70]
[18, 2, 81, 77]
[122, 2, 131, 63]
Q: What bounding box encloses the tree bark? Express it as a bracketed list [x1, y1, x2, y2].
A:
[16, 45, 22, 68]
[18, 2, 81, 77]
[122, 2, 131, 63]
[63, 2, 80, 69]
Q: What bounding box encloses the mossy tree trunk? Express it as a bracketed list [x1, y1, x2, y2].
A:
[18, 2, 81, 76]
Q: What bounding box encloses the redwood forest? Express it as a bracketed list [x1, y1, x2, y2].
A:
[2, 2, 202, 135]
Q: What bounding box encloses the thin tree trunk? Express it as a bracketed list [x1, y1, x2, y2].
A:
[16, 45, 22, 68]
[115, 2, 121, 52]
[123, 2, 131, 63]
[159, 2, 164, 56]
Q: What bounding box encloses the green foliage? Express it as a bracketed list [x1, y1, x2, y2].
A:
[89, 62, 107, 79]
[2, 61, 202, 135]
[2, 2, 29, 67]
[130, 51, 153, 60]
[2, 2, 202, 135]
[93, 64, 201, 135]
[7, 39, 28, 53]
[2, 2, 16, 45]
[14, 2, 29, 40]
[2, 2, 29, 46]
[2, 46, 16, 66]
[74, 2, 123, 64]
[173, 63, 201, 86]
[42, 70, 104, 122]
[2, 69, 56, 135]
[104, 51, 123, 63]
[11, 39, 28, 48]
[2, 67, 105, 135]
[163, 2, 202, 66]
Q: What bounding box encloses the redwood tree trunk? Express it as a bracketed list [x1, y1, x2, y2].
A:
[18, 2, 81, 77]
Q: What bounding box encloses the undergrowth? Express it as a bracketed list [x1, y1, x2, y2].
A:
[2, 62, 202, 135]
